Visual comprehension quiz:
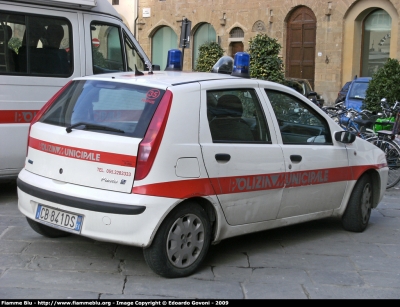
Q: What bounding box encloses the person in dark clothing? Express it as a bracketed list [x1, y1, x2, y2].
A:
[0, 25, 16, 72]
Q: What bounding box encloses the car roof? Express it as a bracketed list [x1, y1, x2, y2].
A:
[352, 77, 371, 83]
[73, 71, 310, 101]
[74, 71, 244, 89]
[73, 71, 294, 92]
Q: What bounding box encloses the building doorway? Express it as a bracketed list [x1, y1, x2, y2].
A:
[230, 42, 243, 58]
[286, 6, 316, 88]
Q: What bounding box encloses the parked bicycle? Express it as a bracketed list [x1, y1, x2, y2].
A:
[322, 103, 375, 139]
[365, 98, 400, 189]
[323, 98, 400, 188]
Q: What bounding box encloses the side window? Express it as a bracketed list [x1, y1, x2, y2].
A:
[123, 30, 145, 72]
[0, 13, 72, 76]
[91, 23, 124, 74]
[265, 89, 332, 145]
[207, 89, 271, 143]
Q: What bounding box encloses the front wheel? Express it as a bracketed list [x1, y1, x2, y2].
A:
[341, 174, 373, 232]
[143, 202, 211, 278]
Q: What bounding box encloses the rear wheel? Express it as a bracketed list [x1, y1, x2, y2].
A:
[143, 202, 211, 278]
[366, 137, 400, 189]
[341, 174, 372, 232]
[26, 217, 71, 238]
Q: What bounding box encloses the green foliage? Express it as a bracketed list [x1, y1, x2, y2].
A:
[247, 33, 284, 83]
[8, 37, 22, 54]
[364, 58, 400, 112]
[92, 48, 107, 68]
[195, 41, 224, 72]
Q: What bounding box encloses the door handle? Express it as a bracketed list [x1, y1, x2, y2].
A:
[215, 154, 231, 162]
[290, 155, 302, 163]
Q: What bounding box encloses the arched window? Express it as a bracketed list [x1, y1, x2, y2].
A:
[152, 26, 177, 70]
[362, 9, 392, 76]
[193, 23, 216, 69]
[229, 27, 244, 38]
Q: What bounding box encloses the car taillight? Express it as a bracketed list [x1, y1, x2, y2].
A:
[134, 90, 173, 181]
[26, 81, 72, 155]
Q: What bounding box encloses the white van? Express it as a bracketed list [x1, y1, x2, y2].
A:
[0, 0, 156, 181]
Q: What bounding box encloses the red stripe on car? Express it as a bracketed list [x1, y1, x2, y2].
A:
[0, 110, 39, 124]
[29, 137, 137, 167]
[132, 164, 384, 198]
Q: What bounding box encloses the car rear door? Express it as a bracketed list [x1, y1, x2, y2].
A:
[25, 79, 166, 194]
[199, 80, 285, 226]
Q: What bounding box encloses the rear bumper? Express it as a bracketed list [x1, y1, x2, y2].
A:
[17, 178, 146, 215]
[17, 169, 177, 247]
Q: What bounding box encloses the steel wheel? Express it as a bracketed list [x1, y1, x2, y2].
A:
[143, 202, 211, 278]
[166, 213, 205, 268]
[342, 174, 373, 232]
[360, 182, 372, 224]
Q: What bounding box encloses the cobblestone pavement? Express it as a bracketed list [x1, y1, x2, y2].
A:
[0, 181, 399, 299]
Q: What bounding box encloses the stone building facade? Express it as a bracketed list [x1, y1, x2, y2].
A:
[111, 0, 400, 105]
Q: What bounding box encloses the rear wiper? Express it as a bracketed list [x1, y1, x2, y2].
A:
[66, 122, 125, 134]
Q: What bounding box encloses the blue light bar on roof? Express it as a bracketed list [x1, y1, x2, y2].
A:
[165, 49, 182, 71]
[231, 52, 250, 78]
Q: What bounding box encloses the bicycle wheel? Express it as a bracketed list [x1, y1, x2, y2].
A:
[367, 137, 400, 188]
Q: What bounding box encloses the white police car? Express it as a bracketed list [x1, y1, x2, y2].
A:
[17, 51, 388, 278]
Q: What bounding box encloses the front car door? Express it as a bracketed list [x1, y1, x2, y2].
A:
[199, 80, 285, 225]
[83, 14, 150, 76]
[262, 88, 350, 218]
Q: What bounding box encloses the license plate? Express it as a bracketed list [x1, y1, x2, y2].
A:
[35, 204, 83, 233]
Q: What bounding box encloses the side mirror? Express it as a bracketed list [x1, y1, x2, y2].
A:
[335, 131, 356, 144]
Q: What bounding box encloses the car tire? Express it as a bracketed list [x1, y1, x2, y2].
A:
[143, 202, 211, 278]
[341, 174, 372, 232]
[26, 217, 71, 238]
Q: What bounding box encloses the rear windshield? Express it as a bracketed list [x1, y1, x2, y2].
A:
[39, 80, 165, 138]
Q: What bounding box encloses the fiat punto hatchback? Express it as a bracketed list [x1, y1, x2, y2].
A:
[17, 53, 388, 278]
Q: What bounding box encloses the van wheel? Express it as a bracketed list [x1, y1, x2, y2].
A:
[143, 202, 211, 278]
[341, 174, 372, 232]
[26, 218, 71, 238]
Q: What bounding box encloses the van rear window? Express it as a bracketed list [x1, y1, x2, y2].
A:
[40, 80, 166, 138]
